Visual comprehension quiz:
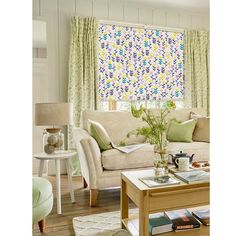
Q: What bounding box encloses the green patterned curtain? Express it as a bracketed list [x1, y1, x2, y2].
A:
[184, 30, 210, 114]
[68, 17, 99, 175]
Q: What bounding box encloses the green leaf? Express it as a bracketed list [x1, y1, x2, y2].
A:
[131, 103, 144, 118]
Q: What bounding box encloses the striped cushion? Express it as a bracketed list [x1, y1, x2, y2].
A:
[88, 119, 112, 151]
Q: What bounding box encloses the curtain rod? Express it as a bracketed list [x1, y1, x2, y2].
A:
[98, 19, 184, 33]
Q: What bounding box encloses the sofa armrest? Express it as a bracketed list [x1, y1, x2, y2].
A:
[73, 128, 103, 189]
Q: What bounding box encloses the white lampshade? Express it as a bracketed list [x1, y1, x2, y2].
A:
[35, 103, 73, 126]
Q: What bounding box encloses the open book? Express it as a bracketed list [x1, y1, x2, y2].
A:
[111, 143, 148, 154]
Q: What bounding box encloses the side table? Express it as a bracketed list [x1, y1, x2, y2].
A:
[33, 150, 77, 214]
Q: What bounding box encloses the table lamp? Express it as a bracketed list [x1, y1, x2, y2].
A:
[35, 102, 73, 154]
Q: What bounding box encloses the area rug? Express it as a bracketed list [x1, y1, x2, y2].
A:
[73, 208, 138, 236]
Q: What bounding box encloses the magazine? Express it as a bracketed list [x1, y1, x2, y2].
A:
[174, 170, 210, 183]
[139, 175, 180, 188]
[111, 143, 148, 153]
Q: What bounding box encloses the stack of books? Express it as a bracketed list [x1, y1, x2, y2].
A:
[148, 208, 210, 235]
[165, 209, 201, 231]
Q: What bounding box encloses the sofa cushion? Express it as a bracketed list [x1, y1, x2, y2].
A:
[82, 111, 146, 145]
[168, 142, 209, 162]
[101, 142, 209, 170]
[88, 119, 112, 151]
[81, 109, 206, 145]
[190, 112, 210, 143]
[167, 119, 197, 142]
[101, 144, 154, 170]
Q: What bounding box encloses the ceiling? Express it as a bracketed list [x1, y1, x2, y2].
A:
[124, 0, 209, 14]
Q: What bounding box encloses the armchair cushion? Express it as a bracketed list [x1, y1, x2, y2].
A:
[33, 177, 52, 207]
[32, 177, 53, 224]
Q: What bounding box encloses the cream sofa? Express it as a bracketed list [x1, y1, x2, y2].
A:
[73, 108, 209, 206]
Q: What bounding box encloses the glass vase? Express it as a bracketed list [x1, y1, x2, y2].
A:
[153, 145, 169, 177]
[43, 128, 64, 154]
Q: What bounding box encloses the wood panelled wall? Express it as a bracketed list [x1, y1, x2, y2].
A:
[32, 0, 209, 174]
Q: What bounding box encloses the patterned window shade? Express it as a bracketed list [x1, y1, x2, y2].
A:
[98, 24, 184, 101]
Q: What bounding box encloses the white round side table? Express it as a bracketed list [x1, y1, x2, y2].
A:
[33, 150, 77, 214]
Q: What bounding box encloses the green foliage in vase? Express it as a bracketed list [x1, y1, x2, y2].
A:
[129, 100, 176, 152]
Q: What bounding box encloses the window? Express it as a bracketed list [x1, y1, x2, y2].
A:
[98, 24, 184, 110]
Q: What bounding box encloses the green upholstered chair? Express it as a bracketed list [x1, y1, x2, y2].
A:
[33, 177, 53, 233]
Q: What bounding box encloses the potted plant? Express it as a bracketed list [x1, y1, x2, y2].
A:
[130, 100, 176, 177]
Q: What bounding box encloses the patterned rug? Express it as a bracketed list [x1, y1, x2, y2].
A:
[73, 208, 138, 236]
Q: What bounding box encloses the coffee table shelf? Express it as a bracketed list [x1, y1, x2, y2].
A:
[121, 169, 210, 236]
[122, 211, 209, 236]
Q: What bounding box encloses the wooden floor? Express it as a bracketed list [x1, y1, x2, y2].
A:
[33, 175, 129, 236]
[33, 175, 209, 236]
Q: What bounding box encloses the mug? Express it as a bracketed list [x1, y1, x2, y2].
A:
[175, 157, 189, 171]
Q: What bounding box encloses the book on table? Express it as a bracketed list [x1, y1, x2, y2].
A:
[165, 209, 201, 231]
[192, 208, 210, 226]
[139, 175, 180, 188]
[174, 170, 210, 183]
[149, 212, 173, 235]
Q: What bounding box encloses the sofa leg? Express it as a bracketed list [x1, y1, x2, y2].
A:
[38, 219, 45, 233]
[83, 176, 88, 188]
[90, 189, 98, 207]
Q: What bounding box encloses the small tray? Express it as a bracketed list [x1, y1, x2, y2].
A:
[191, 161, 210, 172]
[169, 161, 210, 173]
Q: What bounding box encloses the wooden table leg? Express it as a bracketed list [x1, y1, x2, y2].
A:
[65, 159, 75, 203]
[55, 159, 61, 214]
[139, 191, 149, 236]
[38, 160, 45, 177]
[121, 178, 129, 229]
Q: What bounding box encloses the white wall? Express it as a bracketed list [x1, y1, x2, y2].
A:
[32, 58, 48, 174]
[32, 0, 209, 174]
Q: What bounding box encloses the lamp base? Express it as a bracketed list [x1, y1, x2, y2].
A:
[43, 128, 64, 154]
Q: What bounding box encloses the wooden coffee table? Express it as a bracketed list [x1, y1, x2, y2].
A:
[121, 169, 210, 236]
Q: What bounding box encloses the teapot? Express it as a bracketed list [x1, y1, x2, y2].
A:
[169, 151, 194, 168]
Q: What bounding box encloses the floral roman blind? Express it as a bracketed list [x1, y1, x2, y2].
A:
[98, 24, 184, 101]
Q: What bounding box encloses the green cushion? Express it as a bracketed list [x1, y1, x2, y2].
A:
[167, 119, 197, 142]
[32, 177, 53, 224]
[88, 119, 112, 151]
[33, 177, 52, 207]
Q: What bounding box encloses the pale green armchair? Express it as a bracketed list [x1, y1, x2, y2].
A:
[32, 177, 53, 233]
